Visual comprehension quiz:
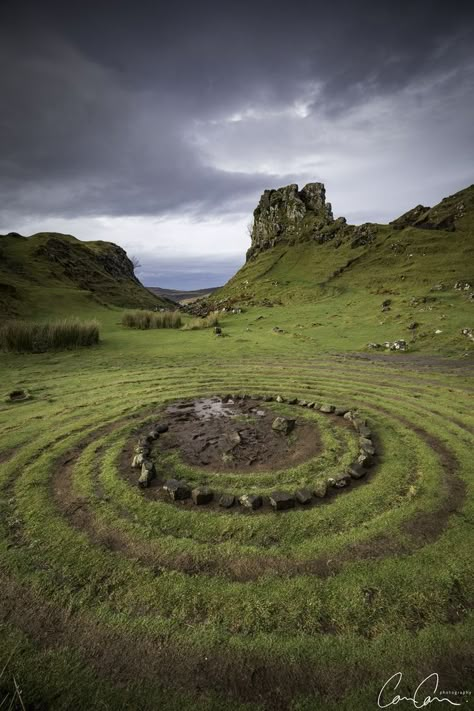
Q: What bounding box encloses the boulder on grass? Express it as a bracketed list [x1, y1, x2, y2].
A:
[192, 486, 214, 505]
[272, 417, 296, 434]
[295, 488, 313, 505]
[164, 479, 191, 501]
[328, 473, 351, 489]
[269, 491, 295, 511]
[357, 453, 374, 468]
[347, 464, 366, 480]
[219, 493, 236, 508]
[320, 404, 336, 413]
[239, 494, 263, 510]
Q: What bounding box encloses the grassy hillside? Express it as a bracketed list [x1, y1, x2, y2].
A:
[0, 232, 170, 317]
[211, 185, 474, 357]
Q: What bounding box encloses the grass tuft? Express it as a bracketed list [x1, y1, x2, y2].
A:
[181, 312, 220, 330]
[121, 310, 182, 330]
[0, 318, 99, 353]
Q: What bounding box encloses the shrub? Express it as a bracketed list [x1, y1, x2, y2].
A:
[0, 318, 100, 353]
[121, 310, 182, 330]
[181, 312, 220, 330]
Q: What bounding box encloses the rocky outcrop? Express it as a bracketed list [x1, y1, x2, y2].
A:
[390, 185, 473, 231]
[246, 182, 376, 260]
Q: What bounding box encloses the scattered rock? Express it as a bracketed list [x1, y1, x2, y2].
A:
[276, 395, 285, 403]
[164, 479, 191, 500]
[407, 322, 419, 330]
[360, 441, 376, 456]
[138, 469, 151, 488]
[192, 486, 214, 505]
[347, 463, 366, 479]
[219, 493, 236, 508]
[154, 423, 169, 434]
[287, 398, 298, 405]
[131, 453, 145, 469]
[461, 328, 473, 340]
[435, 329, 443, 335]
[357, 453, 374, 468]
[271, 417, 296, 434]
[334, 406, 350, 416]
[328, 473, 351, 489]
[368, 343, 383, 350]
[239, 494, 263, 510]
[214, 326, 222, 335]
[269, 491, 296, 511]
[454, 281, 472, 291]
[319, 404, 335, 413]
[295, 488, 313, 505]
[272, 326, 284, 333]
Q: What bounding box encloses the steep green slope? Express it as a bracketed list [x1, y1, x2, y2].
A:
[211, 184, 474, 355]
[0, 232, 169, 317]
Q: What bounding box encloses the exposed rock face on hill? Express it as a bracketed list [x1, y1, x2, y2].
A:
[0, 232, 168, 314]
[389, 186, 473, 231]
[247, 182, 376, 260]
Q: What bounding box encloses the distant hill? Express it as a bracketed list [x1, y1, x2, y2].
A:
[0, 232, 171, 317]
[147, 285, 221, 303]
[207, 182, 474, 354]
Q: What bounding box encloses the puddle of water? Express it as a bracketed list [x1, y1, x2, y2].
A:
[166, 397, 235, 421]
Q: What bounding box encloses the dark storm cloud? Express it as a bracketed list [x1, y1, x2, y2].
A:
[1, 0, 473, 223]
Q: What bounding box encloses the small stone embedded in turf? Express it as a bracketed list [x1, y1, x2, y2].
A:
[306, 402, 316, 408]
[269, 491, 295, 511]
[320, 404, 336, 413]
[359, 436, 373, 447]
[219, 493, 236, 508]
[276, 395, 284, 403]
[192, 486, 214, 505]
[239, 494, 263, 510]
[334, 407, 350, 416]
[295, 488, 313, 504]
[297, 399, 308, 407]
[313, 480, 328, 498]
[343, 410, 355, 421]
[271, 417, 296, 434]
[287, 397, 298, 405]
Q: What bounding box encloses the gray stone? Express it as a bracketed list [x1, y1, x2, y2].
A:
[334, 406, 350, 416]
[343, 411, 355, 421]
[219, 493, 236, 508]
[313, 480, 328, 498]
[276, 395, 285, 403]
[239, 494, 263, 510]
[297, 399, 308, 407]
[358, 424, 372, 438]
[287, 398, 298, 405]
[320, 404, 335, 413]
[359, 436, 373, 447]
[306, 402, 316, 409]
[262, 395, 273, 402]
[131, 453, 145, 469]
[360, 441, 375, 456]
[269, 491, 295, 511]
[154, 423, 169, 434]
[138, 468, 151, 488]
[192, 487, 214, 505]
[347, 464, 366, 479]
[164, 479, 191, 501]
[272, 417, 296, 434]
[295, 488, 313, 505]
[328, 472, 351, 488]
[357, 453, 374, 468]
[141, 460, 156, 478]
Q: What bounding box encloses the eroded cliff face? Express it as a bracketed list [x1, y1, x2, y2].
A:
[246, 182, 376, 260]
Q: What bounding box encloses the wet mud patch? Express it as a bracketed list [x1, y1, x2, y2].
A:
[156, 396, 322, 472]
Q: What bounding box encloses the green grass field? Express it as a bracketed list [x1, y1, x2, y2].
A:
[1, 296, 473, 710]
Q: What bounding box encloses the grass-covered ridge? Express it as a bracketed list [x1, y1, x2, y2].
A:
[0, 231, 171, 317]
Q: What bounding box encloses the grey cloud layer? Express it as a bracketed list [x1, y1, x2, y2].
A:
[1, 0, 473, 226]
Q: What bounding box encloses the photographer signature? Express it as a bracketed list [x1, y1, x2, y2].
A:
[378, 672, 462, 708]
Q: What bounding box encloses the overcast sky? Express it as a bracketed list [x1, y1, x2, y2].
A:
[1, 1, 473, 288]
